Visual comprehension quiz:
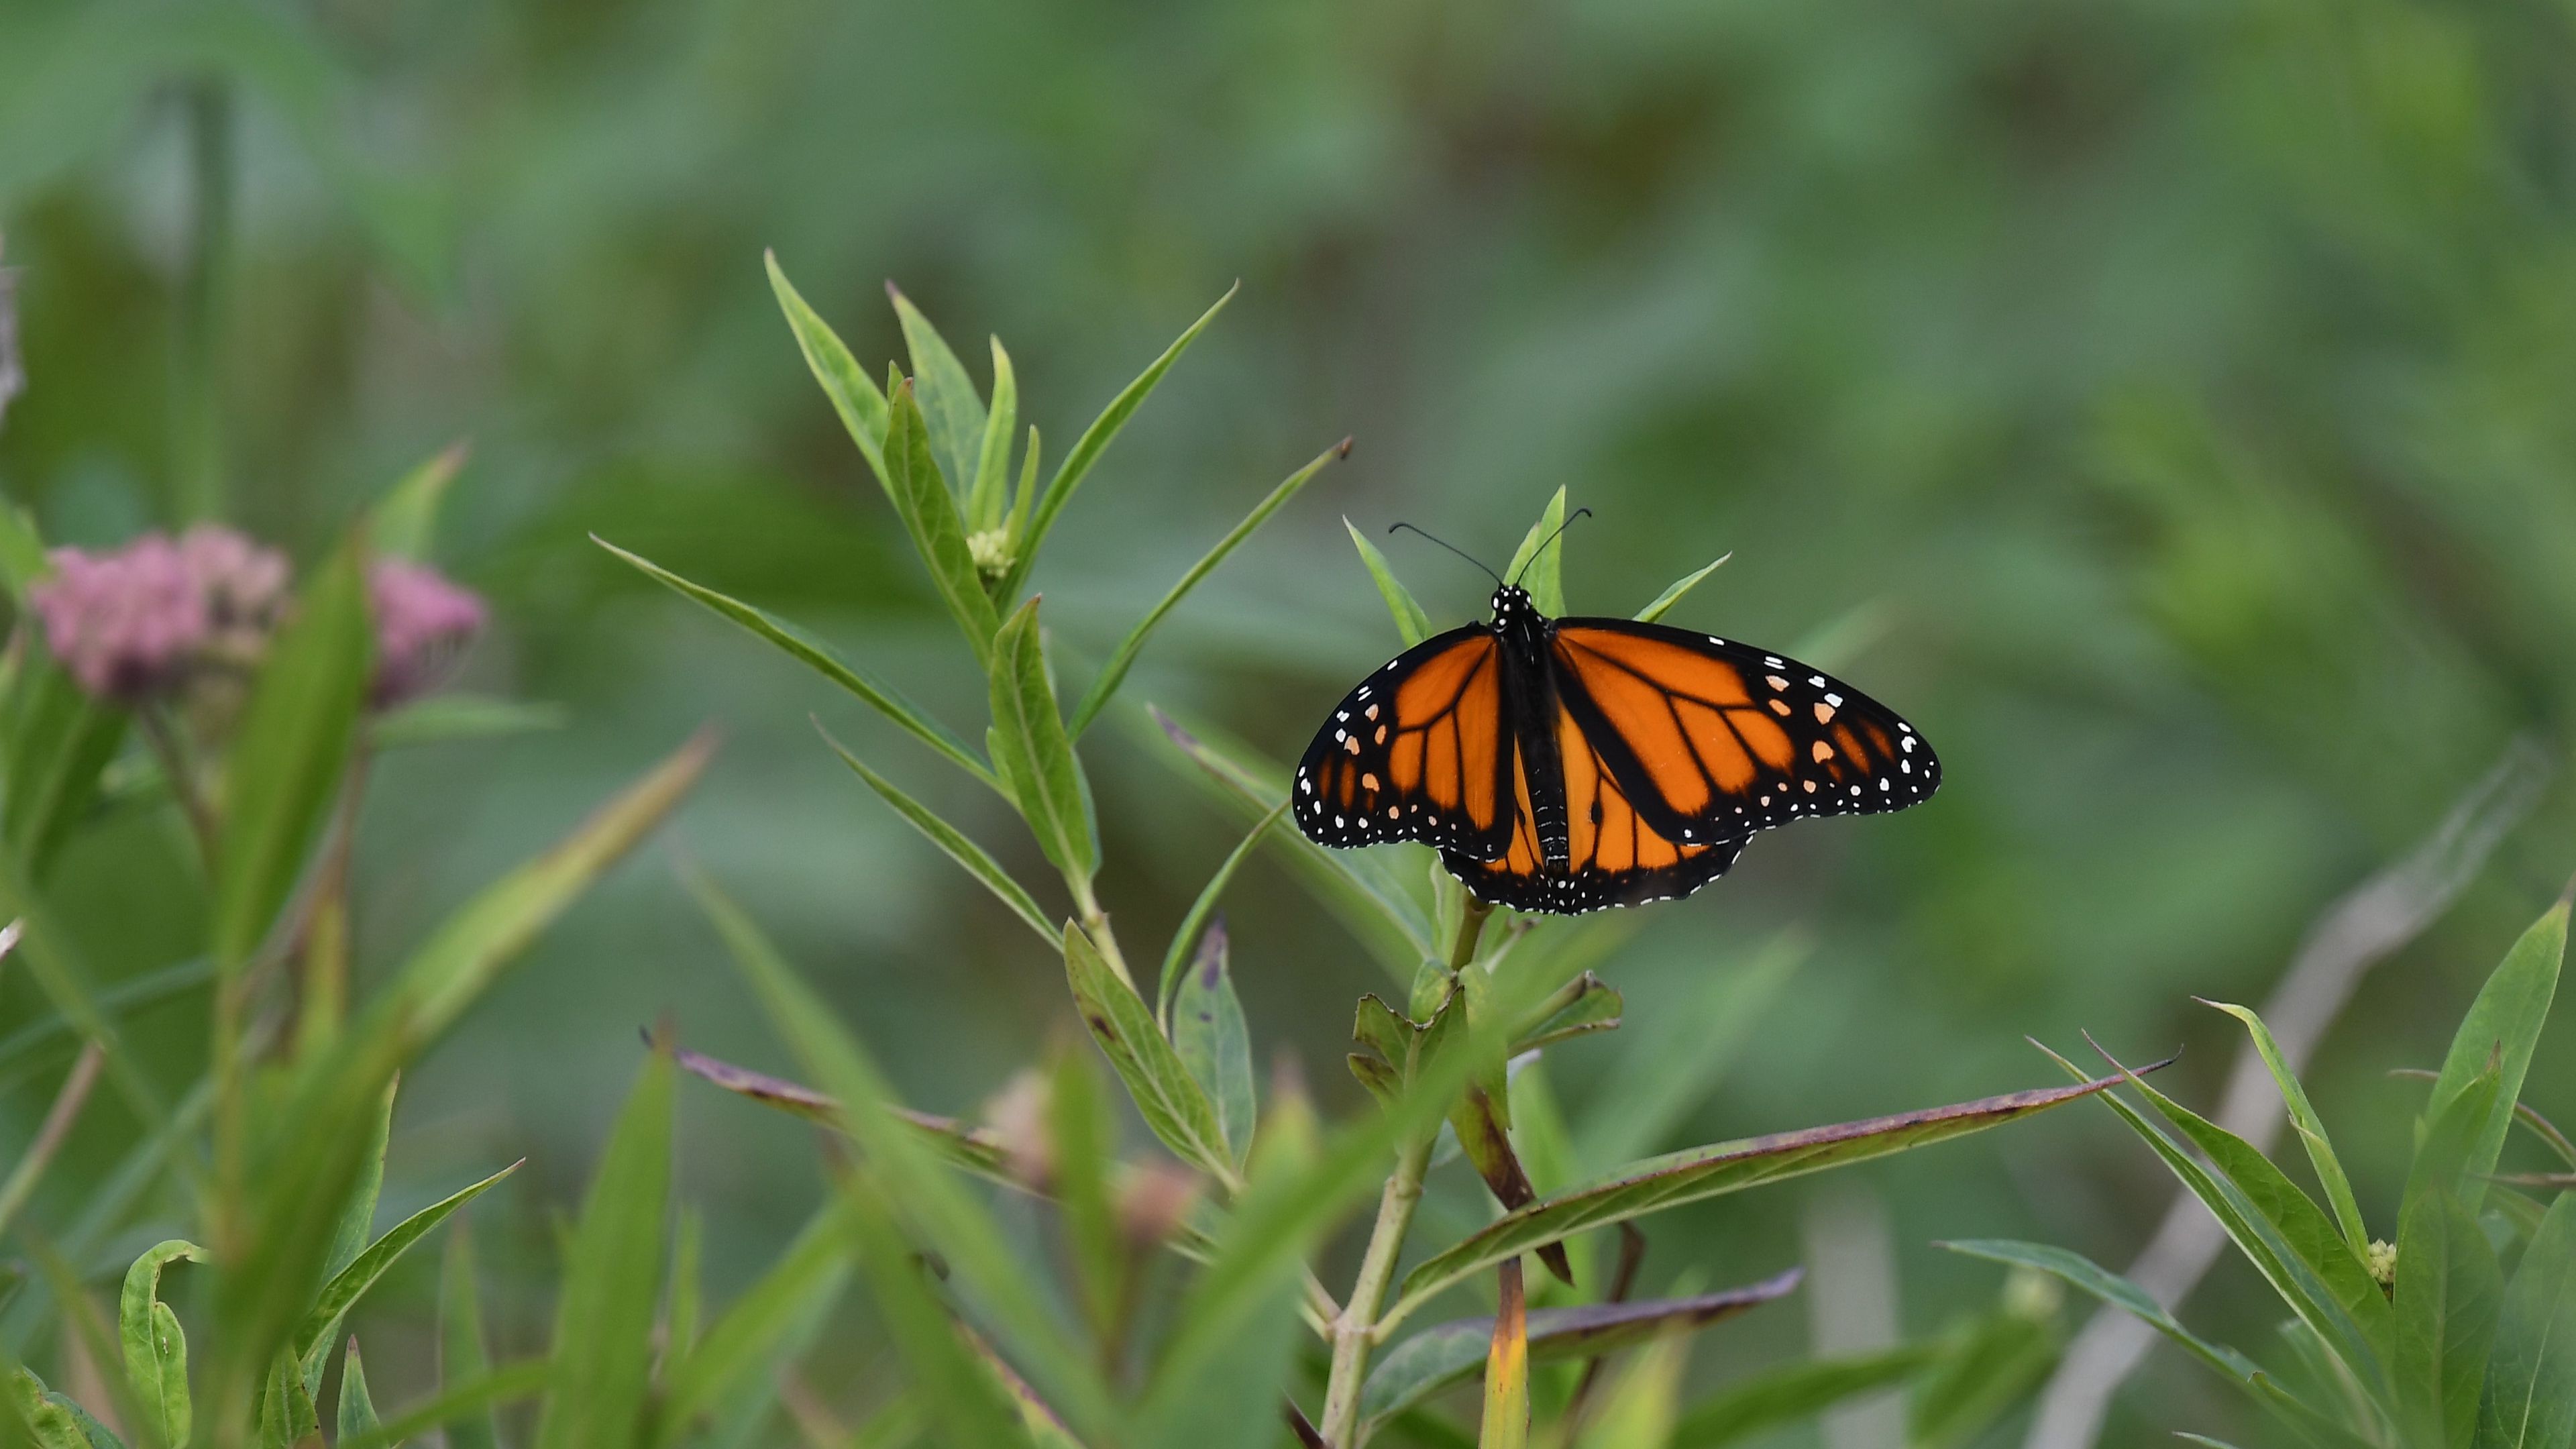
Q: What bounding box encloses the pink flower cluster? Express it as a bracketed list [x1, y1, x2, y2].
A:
[25, 526, 486, 709]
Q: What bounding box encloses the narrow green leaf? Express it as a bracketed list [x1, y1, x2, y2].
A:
[370, 694, 568, 751]
[2479, 1193, 2576, 1448]
[1050, 1038, 1126, 1342]
[2, 659, 127, 878]
[2425, 900, 2568, 1215]
[366, 733, 710, 1048]
[294, 1161, 522, 1376]
[817, 727, 1056, 944]
[989, 598, 1095, 880]
[839, 1171, 1034, 1449]
[119, 1240, 205, 1448]
[765, 252, 890, 478]
[0, 504, 49, 604]
[437, 1217, 500, 1449]
[1633, 554, 1732, 624]
[653, 1202, 853, 1445]
[693, 868, 1118, 1442]
[667, 1208, 702, 1374]
[888, 286, 990, 500]
[212, 536, 371, 968]
[1571, 1312, 1687, 1449]
[968, 339, 1020, 534]
[1158, 804, 1284, 1024]
[1480, 1263, 1530, 1449]
[1000, 283, 1237, 602]
[370, 442, 468, 561]
[1393, 1067, 2143, 1322]
[1578, 934, 1805, 1171]
[1065, 437, 1348, 737]
[2392, 1188, 2499, 1449]
[1501, 488, 1569, 617]
[886, 382, 1003, 663]
[531, 1044, 672, 1449]
[1507, 971, 1621, 1057]
[1937, 1240, 2271, 1389]
[1346, 519, 1434, 647]
[335, 1340, 380, 1441]
[1665, 1343, 1941, 1449]
[2202, 999, 2371, 1259]
[1065, 923, 1232, 1181]
[297, 1075, 395, 1396]
[335, 1360, 551, 1449]
[1170, 918, 1257, 1166]
[1362, 1273, 1803, 1433]
[1010, 426, 1043, 546]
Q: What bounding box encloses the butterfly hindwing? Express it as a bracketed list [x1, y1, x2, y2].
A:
[1292, 626, 1517, 860]
[1548, 619, 1938, 841]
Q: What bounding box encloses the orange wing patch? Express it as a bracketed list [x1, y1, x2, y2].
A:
[1293, 627, 1516, 859]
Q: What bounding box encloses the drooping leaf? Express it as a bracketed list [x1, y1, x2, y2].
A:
[818, 727, 1055, 944]
[1362, 1271, 1803, 1432]
[1392, 1067, 2145, 1320]
[1346, 519, 1435, 647]
[999, 284, 1237, 602]
[1501, 488, 1570, 618]
[1170, 919, 1257, 1165]
[888, 285, 991, 501]
[2478, 1192, 2576, 1448]
[2424, 900, 2568, 1215]
[1065, 924, 1232, 1181]
[1633, 554, 1732, 625]
[670, 1040, 1016, 1180]
[212, 535, 371, 969]
[119, 1240, 205, 1448]
[1065, 438, 1348, 737]
[531, 1043, 673, 1449]
[988, 599, 1097, 881]
[294, 1160, 522, 1379]
[2201, 998, 2371, 1258]
[765, 252, 890, 478]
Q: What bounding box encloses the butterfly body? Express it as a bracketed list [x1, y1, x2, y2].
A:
[1293, 585, 1939, 914]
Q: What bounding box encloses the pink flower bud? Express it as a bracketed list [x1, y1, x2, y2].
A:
[28, 535, 209, 701]
[367, 558, 486, 706]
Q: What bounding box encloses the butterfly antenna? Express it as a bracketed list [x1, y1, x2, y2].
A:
[1508, 507, 1594, 586]
[1387, 523, 1505, 588]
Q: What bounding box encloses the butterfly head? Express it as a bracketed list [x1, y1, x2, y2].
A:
[1490, 584, 1534, 620]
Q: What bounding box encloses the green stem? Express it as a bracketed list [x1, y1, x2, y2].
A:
[175, 79, 233, 523]
[1316, 898, 1491, 1446]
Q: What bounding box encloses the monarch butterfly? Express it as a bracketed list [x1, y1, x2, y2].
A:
[1293, 567, 1940, 914]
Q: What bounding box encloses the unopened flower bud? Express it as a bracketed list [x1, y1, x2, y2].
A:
[30, 536, 209, 701]
[368, 558, 486, 706]
[1116, 1162, 1201, 1247]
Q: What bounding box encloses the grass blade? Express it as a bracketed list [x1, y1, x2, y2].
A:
[999, 284, 1237, 602]
[596, 538, 992, 786]
[1065, 437, 1348, 738]
[817, 726, 1056, 945]
[531, 1043, 673, 1449]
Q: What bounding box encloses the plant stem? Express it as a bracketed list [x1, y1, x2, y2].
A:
[137, 706, 219, 867]
[1070, 873, 1138, 992]
[1317, 897, 1491, 1447]
[0, 1040, 103, 1237]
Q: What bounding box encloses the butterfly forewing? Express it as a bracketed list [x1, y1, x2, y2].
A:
[1292, 626, 1517, 860]
[1548, 619, 1938, 841]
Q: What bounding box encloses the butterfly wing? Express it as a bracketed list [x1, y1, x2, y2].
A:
[1293, 625, 1519, 860]
[1547, 618, 1939, 841]
[1442, 704, 1752, 914]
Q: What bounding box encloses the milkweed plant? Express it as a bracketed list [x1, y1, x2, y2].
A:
[0, 257, 2566, 1449]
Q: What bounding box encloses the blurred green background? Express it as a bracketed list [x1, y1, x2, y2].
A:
[5, 0, 2575, 1442]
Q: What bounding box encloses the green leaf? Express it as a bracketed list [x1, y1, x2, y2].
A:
[8, 1367, 97, 1449]
[364, 733, 710, 1048]
[2, 658, 127, 879]
[989, 598, 1096, 881]
[293, 1160, 522, 1378]
[299, 1077, 396, 1395]
[969, 339, 1020, 534]
[1501, 488, 1569, 617]
[531, 1043, 672, 1449]
[1170, 918, 1257, 1166]
[0, 504, 50, 605]
[1362, 1272, 1803, 1433]
[765, 252, 890, 479]
[818, 727, 1055, 945]
[1345, 519, 1434, 647]
[211, 535, 372, 969]
[1578, 932, 1805, 1172]
[1158, 805, 1283, 1024]
[2392, 1188, 2500, 1449]
[1937, 1240, 2272, 1391]
[369, 441, 468, 561]
[119, 1240, 205, 1448]
[885, 381, 1004, 663]
[2477, 1193, 2576, 1448]
[694, 868, 1116, 1442]
[1391, 1067, 2139, 1323]
[1065, 923, 1232, 1181]
[1050, 1038, 1126, 1342]
[840, 1171, 1034, 1449]
[2202, 998, 2372, 1258]
[1507, 972, 1621, 1057]
[997, 283, 1236, 602]
[653, 1202, 854, 1446]
[670, 1041, 1018, 1182]
[1480, 1265, 1529, 1449]
[1065, 437, 1348, 738]
[1571, 1313, 1687, 1449]
[369, 694, 568, 751]
[335, 1360, 551, 1449]
[1633, 554, 1732, 625]
[1665, 1344, 1941, 1448]
[437, 1217, 500, 1449]
[2425, 900, 2568, 1216]
[335, 1340, 380, 1441]
[1907, 1305, 2057, 1449]
[888, 286, 991, 501]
